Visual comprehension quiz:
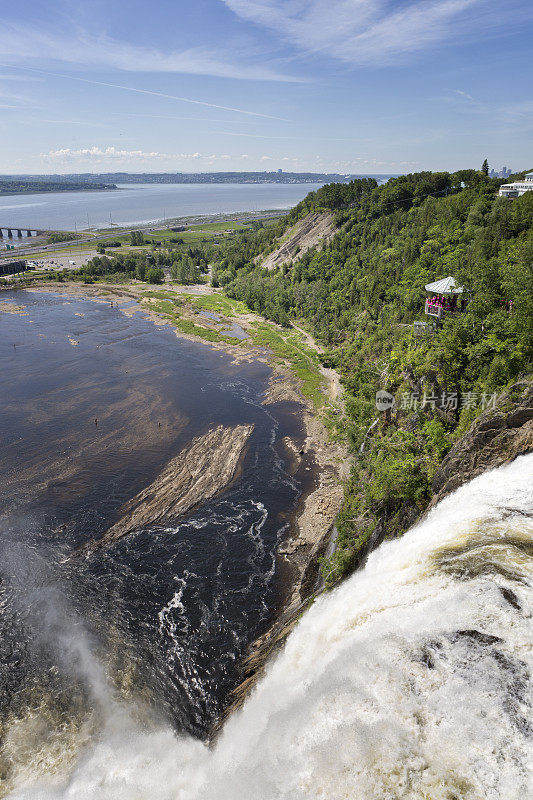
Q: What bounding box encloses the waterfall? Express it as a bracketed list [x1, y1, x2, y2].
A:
[6, 454, 532, 800]
[359, 417, 379, 453]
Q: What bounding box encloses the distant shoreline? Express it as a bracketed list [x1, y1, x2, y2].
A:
[0, 186, 118, 198]
[0, 171, 396, 191]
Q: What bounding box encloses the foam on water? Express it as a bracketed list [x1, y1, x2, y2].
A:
[6, 455, 533, 800]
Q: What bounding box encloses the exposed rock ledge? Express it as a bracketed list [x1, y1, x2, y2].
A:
[430, 379, 533, 508]
[258, 212, 336, 272]
[84, 423, 254, 552]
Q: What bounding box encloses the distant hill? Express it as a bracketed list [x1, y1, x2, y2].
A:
[0, 172, 395, 186]
[0, 180, 117, 195]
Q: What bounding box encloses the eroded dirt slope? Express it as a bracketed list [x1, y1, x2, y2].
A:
[258, 212, 336, 271]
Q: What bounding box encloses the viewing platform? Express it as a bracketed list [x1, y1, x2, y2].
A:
[425, 299, 446, 319]
[423, 276, 465, 322]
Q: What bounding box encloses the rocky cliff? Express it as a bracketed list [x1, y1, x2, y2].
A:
[430, 380, 533, 508]
[258, 212, 336, 272]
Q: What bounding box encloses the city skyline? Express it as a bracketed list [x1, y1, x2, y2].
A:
[0, 1, 532, 174]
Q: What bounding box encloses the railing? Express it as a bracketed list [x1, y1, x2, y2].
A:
[424, 300, 444, 319]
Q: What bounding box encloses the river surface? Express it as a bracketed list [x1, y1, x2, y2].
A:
[0, 290, 315, 793]
[0, 183, 324, 232]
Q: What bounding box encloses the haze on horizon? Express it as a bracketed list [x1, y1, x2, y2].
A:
[0, 0, 531, 176]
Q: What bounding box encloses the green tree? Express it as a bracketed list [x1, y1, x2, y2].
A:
[481, 159, 489, 176]
[146, 267, 164, 284]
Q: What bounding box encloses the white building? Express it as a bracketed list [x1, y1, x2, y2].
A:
[499, 172, 533, 197]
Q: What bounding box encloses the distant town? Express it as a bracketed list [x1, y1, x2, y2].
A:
[489, 165, 513, 179]
[0, 171, 395, 190]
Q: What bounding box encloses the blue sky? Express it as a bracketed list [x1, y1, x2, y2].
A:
[0, 0, 531, 174]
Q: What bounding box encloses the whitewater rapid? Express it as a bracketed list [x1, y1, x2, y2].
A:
[5, 455, 533, 800]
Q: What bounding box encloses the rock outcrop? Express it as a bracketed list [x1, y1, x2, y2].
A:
[258, 212, 336, 272]
[84, 424, 254, 552]
[430, 380, 533, 508]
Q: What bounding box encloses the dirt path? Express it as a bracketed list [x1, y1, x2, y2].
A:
[291, 321, 344, 407]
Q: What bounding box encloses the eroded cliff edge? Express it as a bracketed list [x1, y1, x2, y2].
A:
[429, 380, 533, 507]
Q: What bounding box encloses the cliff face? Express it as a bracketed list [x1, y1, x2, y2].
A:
[430, 380, 533, 508]
[258, 212, 336, 272]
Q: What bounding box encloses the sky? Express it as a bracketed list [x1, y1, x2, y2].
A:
[0, 0, 531, 175]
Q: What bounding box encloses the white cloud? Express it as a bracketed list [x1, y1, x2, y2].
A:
[41, 146, 245, 165]
[43, 146, 173, 162]
[454, 89, 474, 100]
[223, 0, 528, 66]
[0, 22, 301, 83]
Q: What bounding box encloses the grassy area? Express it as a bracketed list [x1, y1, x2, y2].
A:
[0, 220, 250, 263]
[249, 322, 325, 408]
[181, 293, 250, 316]
[145, 298, 241, 345]
[141, 289, 179, 301]
[142, 287, 327, 408]
[187, 221, 247, 232]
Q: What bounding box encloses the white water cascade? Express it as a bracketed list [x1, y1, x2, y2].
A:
[6, 455, 533, 800]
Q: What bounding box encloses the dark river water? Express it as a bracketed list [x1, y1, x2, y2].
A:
[0, 290, 313, 743]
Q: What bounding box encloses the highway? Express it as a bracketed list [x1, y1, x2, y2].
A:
[0, 212, 283, 260]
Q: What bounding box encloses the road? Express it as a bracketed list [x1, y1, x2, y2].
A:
[0, 211, 283, 260]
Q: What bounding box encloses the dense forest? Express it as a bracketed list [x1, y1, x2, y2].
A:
[0, 180, 116, 195]
[210, 168, 533, 584]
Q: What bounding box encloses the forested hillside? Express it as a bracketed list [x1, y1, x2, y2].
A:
[0, 180, 116, 195]
[212, 169, 533, 584]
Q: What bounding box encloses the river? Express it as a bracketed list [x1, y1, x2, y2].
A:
[0, 183, 324, 232]
[0, 290, 316, 793]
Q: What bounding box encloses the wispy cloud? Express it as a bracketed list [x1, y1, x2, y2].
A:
[223, 0, 530, 66]
[0, 73, 42, 81]
[3, 66, 288, 121]
[41, 146, 252, 164]
[0, 21, 301, 83]
[454, 89, 474, 101]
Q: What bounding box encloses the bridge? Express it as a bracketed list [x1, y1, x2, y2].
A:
[0, 226, 46, 239]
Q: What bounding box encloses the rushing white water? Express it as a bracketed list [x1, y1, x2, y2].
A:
[6, 455, 533, 800]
